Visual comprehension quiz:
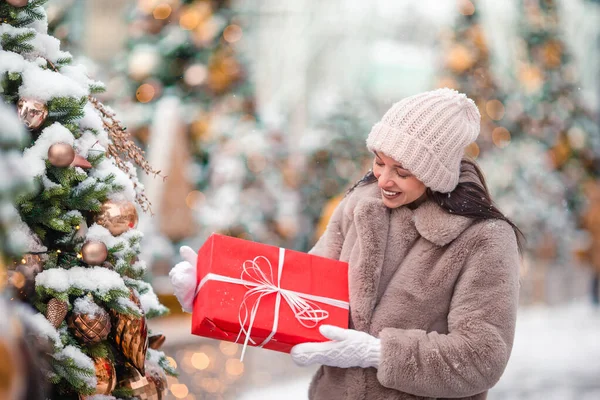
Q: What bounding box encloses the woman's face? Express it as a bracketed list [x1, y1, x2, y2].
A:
[372, 151, 427, 209]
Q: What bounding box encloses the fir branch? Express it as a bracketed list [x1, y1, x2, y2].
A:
[50, 354, 96, 394]
[1, 30, 35, 53]
[157, 352, 178, 377]
[55, 56, 72, 67]
[89, 82, 106, 94]
[112, 387, 135, 398]
[85, 342, 110, 359]
[47, 96, 87, 123]
[105, 296, 142, 318]
[87, 96, 162, 213]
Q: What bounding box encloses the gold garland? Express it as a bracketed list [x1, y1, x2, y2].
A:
[88, 96, 162, 213]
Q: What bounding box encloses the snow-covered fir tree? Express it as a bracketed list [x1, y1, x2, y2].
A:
[0, 100, 32, 258]
[0, 1, 174, 398]
[116, 0, 295, 251]
[478, 138, 579, 262]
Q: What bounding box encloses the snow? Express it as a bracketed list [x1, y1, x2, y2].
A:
[72, 296, 105, 318]
[35, 266, 128, 296]
[16, 304, 62, 348]
[116, 295, 142, 315]
[85, 223, 143, 259]
[124, 277, 168, 316]
[234, 303, 600, 400]
[19, 65, 87, 101]
[89, 159, 137, 202]
[0, 49, 27, 76]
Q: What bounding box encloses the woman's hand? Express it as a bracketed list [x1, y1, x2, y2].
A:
[290, 325, 381, 369]
[168, 246, 198, 313]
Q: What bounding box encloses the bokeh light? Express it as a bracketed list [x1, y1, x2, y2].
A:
[458, 0, 475, 16]
[492, 127, 511, 148]
[170, 383, 189, 398]
[485, 99, 505, 121]
[183, 64, 208, 86]
[136, 83, 155, 103]
[191, 352, 210, 370]
[185, 190, 206, 210]
[223, 24, 243, 43]
[219, 341, 238, 356]
[465, 142, 480, 159]
[225, 358, 244, 376]
[153, 4, 172, 20]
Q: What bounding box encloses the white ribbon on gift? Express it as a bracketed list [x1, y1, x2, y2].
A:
[194, 247, 349, 361]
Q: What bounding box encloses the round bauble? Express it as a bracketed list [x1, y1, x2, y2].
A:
[94, 200, 138, 236]
[81, 241, 108, 265]
[17, 98, 48, 130]
[48, 143, 76, 167]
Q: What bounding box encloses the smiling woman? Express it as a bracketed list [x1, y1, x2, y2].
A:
[287, 88, 525, 400]
[371, 151, 427, 209]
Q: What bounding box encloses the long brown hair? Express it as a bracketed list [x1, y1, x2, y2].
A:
[347, 158, 525, 253]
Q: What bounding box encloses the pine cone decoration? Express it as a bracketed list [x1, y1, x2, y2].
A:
[68, 307, 111, 344]
[111, 290, 148, 374]
[45, 298, 68, 328]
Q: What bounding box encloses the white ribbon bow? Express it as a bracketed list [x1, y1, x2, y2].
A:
[195, 248, 349, 361]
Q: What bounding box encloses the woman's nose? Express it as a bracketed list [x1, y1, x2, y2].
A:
[377, 169, 393, 188]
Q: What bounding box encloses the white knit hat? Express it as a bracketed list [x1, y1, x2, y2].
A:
[366, 88, 480, 193]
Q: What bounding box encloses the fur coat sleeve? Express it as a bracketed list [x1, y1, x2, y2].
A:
[376, 220, 520, 398]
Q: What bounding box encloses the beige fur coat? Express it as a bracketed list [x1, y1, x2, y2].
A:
[307, 177, 520, 400]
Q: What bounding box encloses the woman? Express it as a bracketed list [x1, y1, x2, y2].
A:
[171, 88, 523, 400]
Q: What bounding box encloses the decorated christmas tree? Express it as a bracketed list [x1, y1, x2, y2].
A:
[508, 0, 600, 211]
[297, 97, 377, 250]
[0, 98, 32, 260]
[0, 1, 175, 398]
[438, 0, 510, 156]
[117, 0, 294, 250]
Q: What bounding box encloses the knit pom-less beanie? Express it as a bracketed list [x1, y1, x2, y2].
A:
[366, 88, 480, 193]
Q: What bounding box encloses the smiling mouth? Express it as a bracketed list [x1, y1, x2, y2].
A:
[381, 189, 401, 199]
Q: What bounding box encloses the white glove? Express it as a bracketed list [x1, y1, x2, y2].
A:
[168, 246, 198, 313]
[290, 325, 381, 369]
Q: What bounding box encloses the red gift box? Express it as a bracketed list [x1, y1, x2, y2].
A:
[191, 234, 349, 356]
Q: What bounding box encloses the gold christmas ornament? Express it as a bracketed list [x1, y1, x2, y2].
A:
[17, 98, 49, 130]
[145, 360, 168, 400]
[45, 298, 68, 328]
[48, 143, 76, 167]
[7, 254, 44, 300]
[67, 306, 111, 344]
[115, 364, 161, 400]
[94, 200, 139, 236]
[111, 290, 148, 374]
[148, 333, 166, 350]
[70, 154, 93, 169]
[81, 241, 108, 265]
[6, 0, 28, 6]
[91, 357, 117, 395]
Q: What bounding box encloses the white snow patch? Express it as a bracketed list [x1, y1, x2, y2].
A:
[72, 296, 105, 318]
[35, 266, 128, 295]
